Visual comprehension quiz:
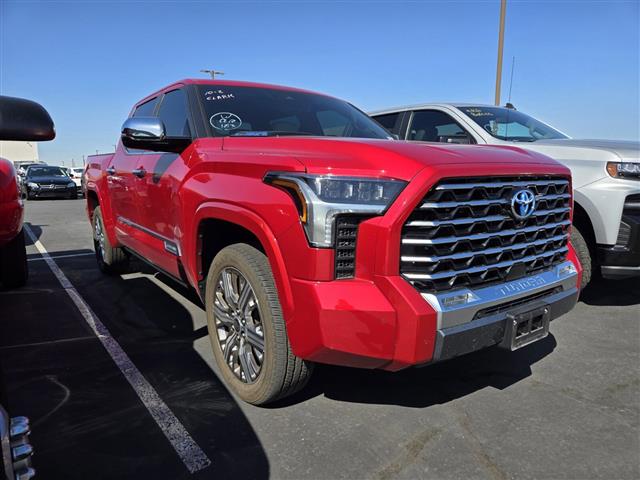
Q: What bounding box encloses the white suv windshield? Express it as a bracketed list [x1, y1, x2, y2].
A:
[458, 106, 568, 142]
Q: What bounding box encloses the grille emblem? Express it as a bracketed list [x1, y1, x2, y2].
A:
[511, 189, 536, 220]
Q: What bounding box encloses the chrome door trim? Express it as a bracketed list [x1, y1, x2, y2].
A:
[117, 216, 181, 256]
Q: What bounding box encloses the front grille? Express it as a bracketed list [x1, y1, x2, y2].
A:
[400, 176, 571, 292]
[334, 215, 366, 279]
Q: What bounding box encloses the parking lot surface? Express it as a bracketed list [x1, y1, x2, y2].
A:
[1, 199, 639, 480]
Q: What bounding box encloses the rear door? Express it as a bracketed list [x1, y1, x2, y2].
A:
[132, 87, 194, 277]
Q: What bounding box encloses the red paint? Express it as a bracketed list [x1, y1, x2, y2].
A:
[0, 158, 23, 246]
[85, 80, 580, 370]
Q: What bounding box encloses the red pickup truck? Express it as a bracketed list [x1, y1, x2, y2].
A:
[85, 79, 582, 404]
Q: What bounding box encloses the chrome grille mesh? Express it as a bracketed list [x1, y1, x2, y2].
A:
[400, 176, 571, 292]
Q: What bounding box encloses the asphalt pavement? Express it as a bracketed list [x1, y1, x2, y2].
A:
[0, 199, 638, 480]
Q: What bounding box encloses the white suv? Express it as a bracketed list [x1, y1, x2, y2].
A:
[370, 104, 640, 288]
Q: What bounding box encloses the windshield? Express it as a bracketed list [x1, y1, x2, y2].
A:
[198, 86, 391, 139]
[27, 166, 67, 177]
[458, 106, 568, 142]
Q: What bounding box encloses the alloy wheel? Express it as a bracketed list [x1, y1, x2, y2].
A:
[213, 267, 265, 383]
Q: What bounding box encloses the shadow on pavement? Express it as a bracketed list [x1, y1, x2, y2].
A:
[580, 277, 640, 307]
[0, 254, 269, 480]
[273, 335, 557, 409]
[22, 223, 43, 245]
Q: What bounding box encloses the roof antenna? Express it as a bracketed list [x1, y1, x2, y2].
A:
[200, 69, 224, 80]
[506, 56, 516, 109]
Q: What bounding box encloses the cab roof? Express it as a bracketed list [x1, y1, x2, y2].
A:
[135, 79, 330, 108]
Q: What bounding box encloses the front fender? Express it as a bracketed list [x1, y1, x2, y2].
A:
[187, 202, 295, 323]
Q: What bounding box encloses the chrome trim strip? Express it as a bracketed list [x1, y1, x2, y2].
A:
[402, 220, 570, 245]
[420, 193, 570, 210]
[421, 198, 508, 209]
[401, 234, 568, 263]
[117, 216, 181, 256]
[421, 260, 578, 329]
[435, 179, 569, 190]
[403, 246, 568, 280]
[405, 207, 570, 227]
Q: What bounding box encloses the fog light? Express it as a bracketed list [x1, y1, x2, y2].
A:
[442, 291, 479, 307]
[558, 263, 577, 277]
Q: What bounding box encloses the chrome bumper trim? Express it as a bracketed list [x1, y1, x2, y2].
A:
[421, 260, 579, 330]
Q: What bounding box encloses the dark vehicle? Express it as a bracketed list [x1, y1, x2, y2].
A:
[22, 166, 77, 200]
[0, 94, 53, 480]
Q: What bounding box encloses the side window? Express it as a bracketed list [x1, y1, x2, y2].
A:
[408, 110, 473, 144]
[373, 113, 401, 135]
[157, 89, 191, 137]
[316, 110, 350, 136]
[133, 97, 158, 117]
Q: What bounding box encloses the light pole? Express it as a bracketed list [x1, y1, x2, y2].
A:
[201, 69, 224, 80]
[494, 0, 507, 106]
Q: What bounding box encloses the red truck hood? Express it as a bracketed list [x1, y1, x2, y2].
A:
[219, 137, 563, 181]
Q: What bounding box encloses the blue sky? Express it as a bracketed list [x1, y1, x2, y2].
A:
[1, 0, 638, 164]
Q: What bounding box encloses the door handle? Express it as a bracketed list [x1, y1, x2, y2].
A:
[132, 168, 147, 178]
[106, 166, 116, 175]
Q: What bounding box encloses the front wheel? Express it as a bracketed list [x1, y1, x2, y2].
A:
[206, 244, 313, 405]
[571, 225, 593, 289]
[92, 206, 129, 274]
[0, 229, 28, 288]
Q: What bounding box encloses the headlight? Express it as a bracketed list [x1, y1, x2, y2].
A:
[67, 182, 76, 188]
[607, 162, 640, 180]
[27, 182, 39, 189]
[265, 172, 407, 247]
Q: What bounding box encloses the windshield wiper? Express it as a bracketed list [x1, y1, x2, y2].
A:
[230, 130, 316, 137]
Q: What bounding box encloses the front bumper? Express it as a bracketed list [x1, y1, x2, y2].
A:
[288, 260, 580, 370]
[434, 283, 578, 361]
[599, 194, 640, 278]
[27, 185, 75, 198]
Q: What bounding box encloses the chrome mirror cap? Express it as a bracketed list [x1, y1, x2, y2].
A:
[121, 117, 165, 142]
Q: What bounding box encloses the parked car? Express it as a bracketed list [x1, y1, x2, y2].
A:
[0, 94, 53, 480]
[370, 104, 640, 288]
[60, 166, 83, 195]
[22, 165, 77, 200]
[84, 79, 581, 405]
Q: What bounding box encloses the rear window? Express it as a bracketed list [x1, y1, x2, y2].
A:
[198, 85, 391, 139]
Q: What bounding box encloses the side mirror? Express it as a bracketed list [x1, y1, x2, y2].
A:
[121, 117, 191, 153]
[0, 95, 55, 141]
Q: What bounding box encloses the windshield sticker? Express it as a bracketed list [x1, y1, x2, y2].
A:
[205, 89, 235, 101]
[210, 112, 242, 131]
[465, 108, 494, 118]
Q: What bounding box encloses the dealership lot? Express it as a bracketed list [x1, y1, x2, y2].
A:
[0, 200, 638, 480]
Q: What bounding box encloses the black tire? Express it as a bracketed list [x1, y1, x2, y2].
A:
[92, 206, 128, 274]
[206, 243, 313, 405]
[69, 192, 78, 200]
[0, 229, 28, 288]
[571, 225, 593, 289]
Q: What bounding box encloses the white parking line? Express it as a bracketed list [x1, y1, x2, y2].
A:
[23, 225, 212, 474]
[27, 252, 94, 262]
